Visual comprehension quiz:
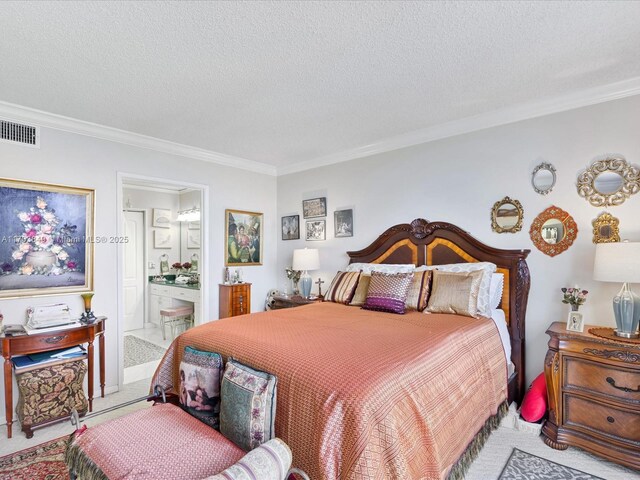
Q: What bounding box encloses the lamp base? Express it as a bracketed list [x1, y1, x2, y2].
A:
[612, 283, 640, 339]
[299, 272, 312, 299]
[614, 329, 640, 339]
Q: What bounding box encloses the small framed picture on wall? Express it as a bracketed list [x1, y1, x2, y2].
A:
[281, 215, 300, 240]
[303, 197, 326, 218]
[306, 220, 326, 241]
[334, 209, 353, 237]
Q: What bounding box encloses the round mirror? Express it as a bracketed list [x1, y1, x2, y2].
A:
[491, 197, 523, 233]
[593, 171, 624, 194]
[532, 163, 556, 195]
[541, 218, 565, 244]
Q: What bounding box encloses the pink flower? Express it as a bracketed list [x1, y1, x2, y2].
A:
[20, 264, 33, 275]
[18, 212, 29, 222]
[25, 229, 37, 238]
[36, 197, 47, 209]
[41, 225, 53, 234]
[36, 234, 53, 248]
[12, 251, 24, 261]
[19, 243, 31, 253]
[67, 261, 77, 269]
[30, 213, 42, 223]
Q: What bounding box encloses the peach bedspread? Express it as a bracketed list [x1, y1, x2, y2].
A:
[152, 302, 507, 480]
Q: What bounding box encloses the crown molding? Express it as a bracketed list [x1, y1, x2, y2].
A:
[278, 77, 640, 175]
[0, 101, 277, 176]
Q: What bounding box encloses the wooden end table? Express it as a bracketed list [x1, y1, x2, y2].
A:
[271, 294, 323, 310]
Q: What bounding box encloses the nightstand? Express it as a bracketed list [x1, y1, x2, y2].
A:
[271, 294, 323, 310]
[219, 283, 251, 318]
[542, 321, 639, 470]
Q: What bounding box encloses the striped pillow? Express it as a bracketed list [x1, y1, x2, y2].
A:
[405, 270, 432, 311]
[362, 271, 413, 314]
[205, 438, 293, 480]
[325, 271, 361, 304]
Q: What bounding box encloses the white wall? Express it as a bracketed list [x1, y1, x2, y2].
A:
[0, 127, 277, 424]
[179, 189, 201, 266]
[277, 95, 640, 387]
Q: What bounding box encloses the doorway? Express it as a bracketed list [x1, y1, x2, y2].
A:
[117, 174, 208, 387]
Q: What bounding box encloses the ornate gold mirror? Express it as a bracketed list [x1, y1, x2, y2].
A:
[491, 196, 523, 233]
[577, 156, 640, 206]
[592, 212, 620, 244]
[532, 162, 556, 195]
[529, 206, 578, 257]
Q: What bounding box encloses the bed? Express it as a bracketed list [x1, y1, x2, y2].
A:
[152, 218, 530, 480]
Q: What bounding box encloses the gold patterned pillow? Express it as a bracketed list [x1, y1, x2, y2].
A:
[425, 270, 483, 317]
[325, 271, 361, 304]
[349, 275, 371, 306]
[405, 270, 432, 311]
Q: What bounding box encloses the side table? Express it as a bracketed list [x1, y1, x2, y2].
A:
[271, 294, 323, 310]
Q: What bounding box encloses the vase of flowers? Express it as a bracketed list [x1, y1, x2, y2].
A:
[562, 286, 588, 311]
[286, 267, 301, 295]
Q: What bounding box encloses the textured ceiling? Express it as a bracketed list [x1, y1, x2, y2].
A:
[1, 1, 640, 170]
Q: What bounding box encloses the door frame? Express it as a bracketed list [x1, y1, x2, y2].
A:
[116, 172, 210, 390]
[123, 208, 147, 332]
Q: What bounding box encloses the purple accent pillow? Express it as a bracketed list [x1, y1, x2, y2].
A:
[362, 271, 414, 314]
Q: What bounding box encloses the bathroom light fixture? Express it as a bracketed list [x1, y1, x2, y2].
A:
[177, 207, 200, 222]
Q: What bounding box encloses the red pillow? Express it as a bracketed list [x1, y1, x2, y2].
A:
[520, 373, 547, 423]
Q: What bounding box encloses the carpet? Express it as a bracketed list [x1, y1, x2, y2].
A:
[124, 335, 166, 368]
[499, 448, 605, 480]
[0, 436, 69, 480]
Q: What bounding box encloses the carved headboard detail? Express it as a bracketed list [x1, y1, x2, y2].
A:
[347, 218, 531, 404]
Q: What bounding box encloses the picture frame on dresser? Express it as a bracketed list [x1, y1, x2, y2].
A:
[566, 311, 584, 332]
[0, 177, 94, 299]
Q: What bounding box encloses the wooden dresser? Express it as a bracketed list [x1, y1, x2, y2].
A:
[542, 322, 639, 470]
[219, 283, 251, 319]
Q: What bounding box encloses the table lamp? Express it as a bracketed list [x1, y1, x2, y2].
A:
[292, 248, 320, 299]
[593, 241, 640, 338]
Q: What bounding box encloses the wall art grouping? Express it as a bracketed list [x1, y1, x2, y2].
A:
[0, 178, 94, 299]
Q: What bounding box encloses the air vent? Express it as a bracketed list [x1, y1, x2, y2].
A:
[0, 120, 39, 147]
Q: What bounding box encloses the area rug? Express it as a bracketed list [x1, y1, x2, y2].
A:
[0, 436, 69, 480]
[124, 335, 166, 368]
[499, 448, 605, 480]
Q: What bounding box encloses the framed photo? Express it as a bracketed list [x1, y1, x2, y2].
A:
[187, 230, 201, 249]
[302, 197, 326, 218]
[334, 209, 353, 238]
[225, 209, 263, 266]
[152, 208, 171, 228]
[154, 230, 172, 249]
[566, 311, 584, 333]
[281, 215, 300, 240]
[0, 178, 94, 299]
[306, 220, 326, 241]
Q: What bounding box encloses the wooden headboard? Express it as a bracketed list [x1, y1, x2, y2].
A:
[347, 218, 531, 404]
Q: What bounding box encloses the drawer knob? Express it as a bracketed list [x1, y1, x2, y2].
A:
[606, 376, 640, 393]
[45, 335, 67, 344]
[607, 416, 615, 423]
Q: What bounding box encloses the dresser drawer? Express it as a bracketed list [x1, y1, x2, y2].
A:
[564, 356, 640, 404]
[564, 394, 640, 444]
[171, 287, 200, 303]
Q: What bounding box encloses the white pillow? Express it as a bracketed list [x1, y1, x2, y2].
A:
[489, 273, 504, 310]
[345, 263, 415, 275]
[422, 262, 497, 318]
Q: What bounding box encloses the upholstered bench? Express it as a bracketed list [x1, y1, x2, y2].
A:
[160, 305, 194, 340]
[65, 403, 308, 480]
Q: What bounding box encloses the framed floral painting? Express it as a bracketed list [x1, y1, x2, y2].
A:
[225, 209, 263, 266]
[0, 178, 94, 299]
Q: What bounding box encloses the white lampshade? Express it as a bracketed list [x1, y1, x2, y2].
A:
[593, 242, 640, 283]
[292, 248, 320, 271]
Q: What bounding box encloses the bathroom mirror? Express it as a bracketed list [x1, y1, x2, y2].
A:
[531, 163, 556, 195]
[491, 196, 523, 233]
[529, 206, 578, 257]
[592, 212, 620, 244]
[577, 156, 640, 207]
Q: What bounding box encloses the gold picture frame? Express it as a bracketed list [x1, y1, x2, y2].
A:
[0, 178, 94, 299]
[491, 196, 523, 234]
[225, 209, 263, 266]
[592, 212, 620, 244]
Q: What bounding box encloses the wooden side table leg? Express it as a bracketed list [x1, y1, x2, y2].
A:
[87, 339, 94, 412]
[99, 333, 105, 397]
[3, 355, 12, 438]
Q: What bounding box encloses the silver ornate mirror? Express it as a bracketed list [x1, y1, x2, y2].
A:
[577, 156, 640, 207]
[532, 163, 556, 195]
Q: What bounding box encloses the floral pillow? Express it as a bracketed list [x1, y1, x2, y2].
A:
[362, 271, 414, 314]
[179, 346, 223, 429]
[220, 359, 278, 451]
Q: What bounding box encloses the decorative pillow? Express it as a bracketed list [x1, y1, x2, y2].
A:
[205, 438, 293, 480]
[362, 271, 413, 314]
[325, 271, 361, 304]
[405, 270, 432, 311]
[520, 373, 547, 423]
[349, 275, 371, 306]
[220, 359, 278, 451]
[425, 270, 483, 317]
[489, 273, 505, 310]
[423, 262, 497, 317]
[179, 346, 223, 429]
[345, 263, 415, 275]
